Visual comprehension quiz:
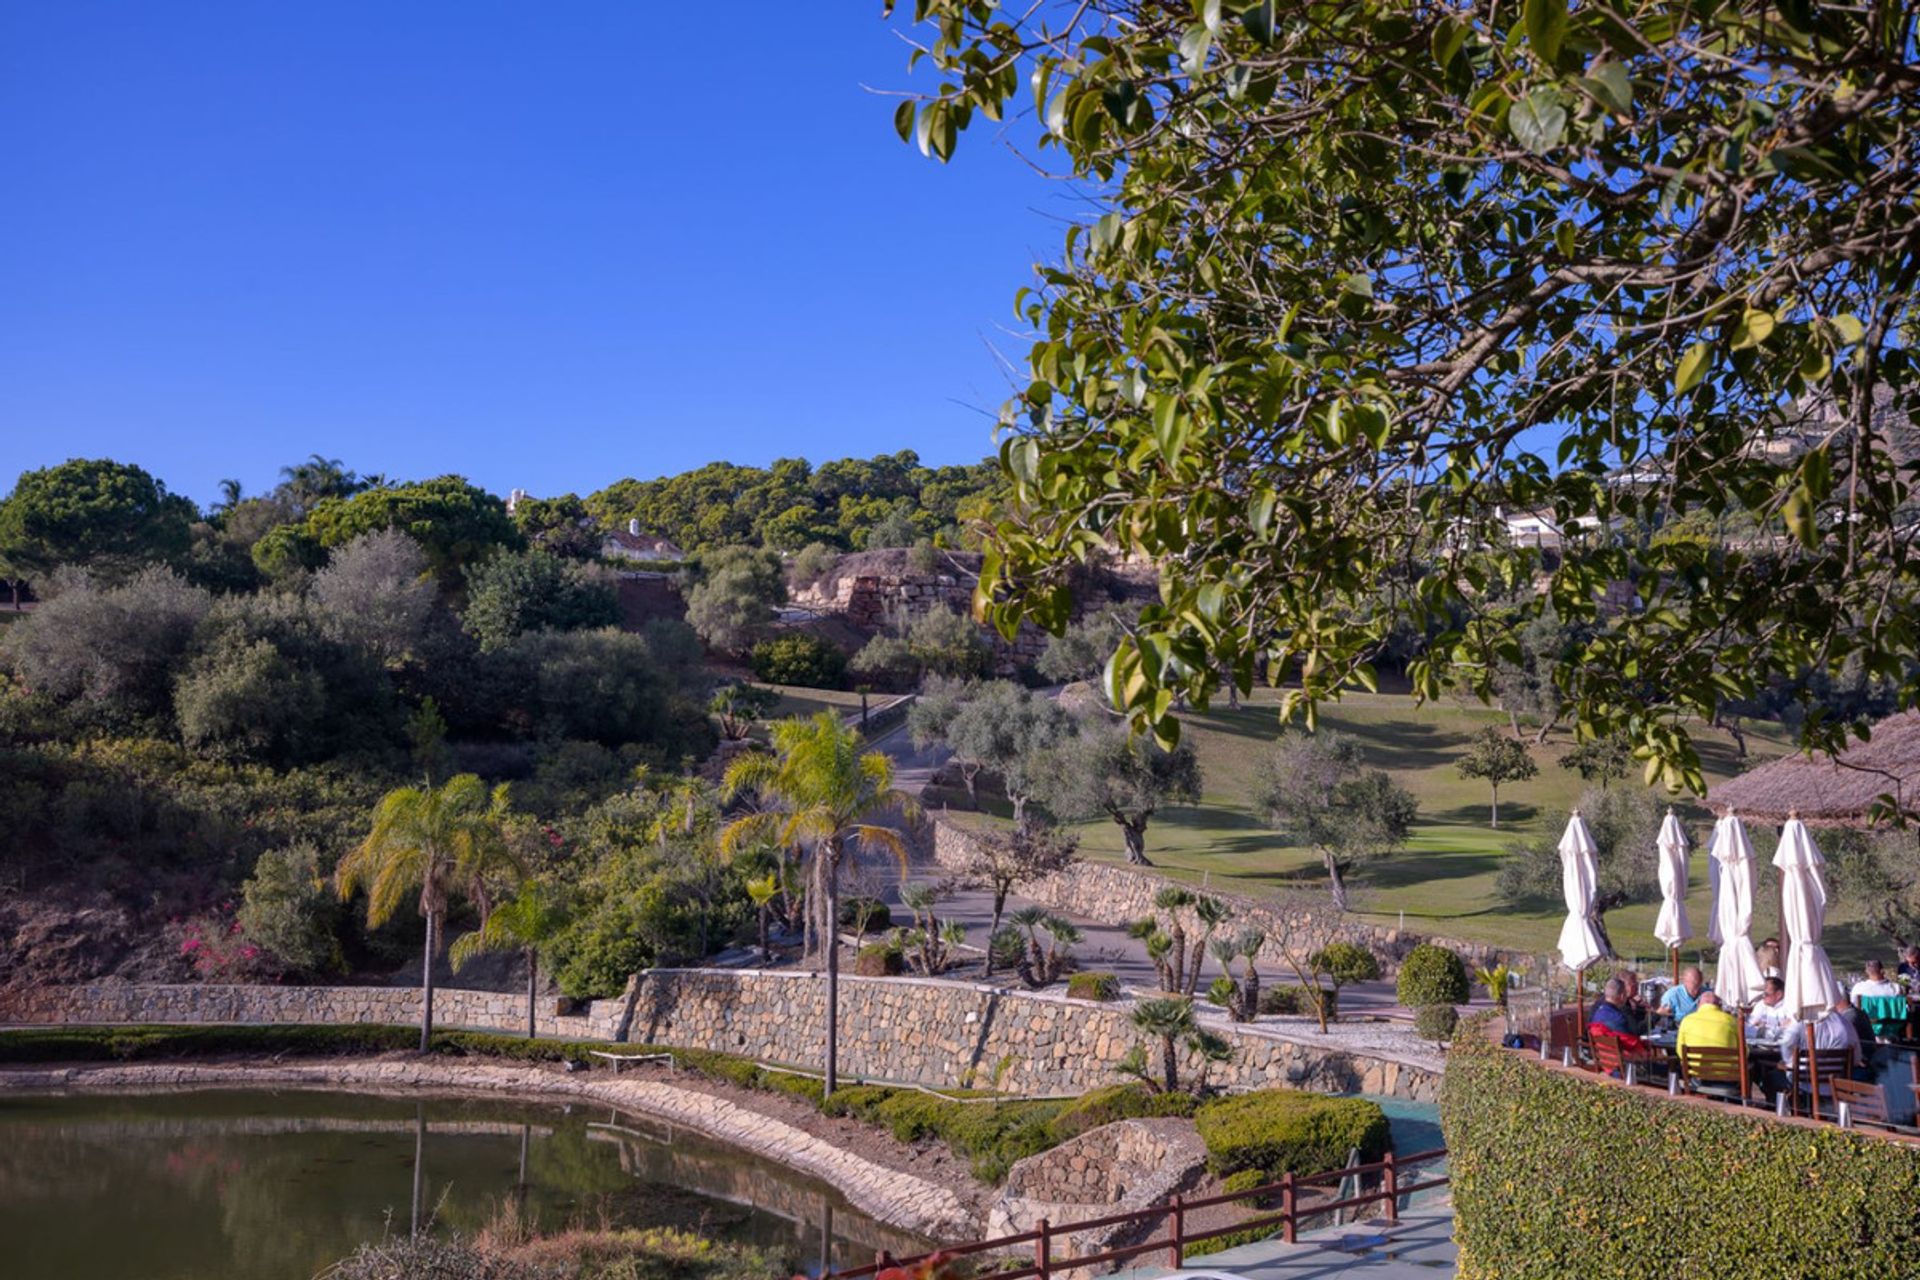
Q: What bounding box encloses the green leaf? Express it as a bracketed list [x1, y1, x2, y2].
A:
[1240, 0, 1276, 47]
[1524, 0, 1569, 62]
[1584, 61, 1632, 115]
[1730, 308, 1776, 350]
[1830, 314, 1865, 345]
[1674, 342, 1712, 393]
[893, 101, 915, 144]
[1508, 88, 1567, 155]
[1431, 16, 1469, 72]
[1178, 25, 1212, 76]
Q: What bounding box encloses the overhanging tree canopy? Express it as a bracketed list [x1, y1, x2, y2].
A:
[892, 0, 1920, 793]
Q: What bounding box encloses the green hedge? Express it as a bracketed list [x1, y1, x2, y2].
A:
[1443, 1016, 1920, 1278]
[1396, 944, 1468, 1007]
[1194, 1090, 1389, 1181]
[1258, 984, 1340, 1019]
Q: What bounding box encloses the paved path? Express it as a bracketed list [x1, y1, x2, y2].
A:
[1115, 1207, 1456, 1279]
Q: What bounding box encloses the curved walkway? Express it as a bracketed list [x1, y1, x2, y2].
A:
[0, 1059, 976, 1240]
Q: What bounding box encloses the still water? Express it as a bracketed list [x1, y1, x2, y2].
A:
[0, 1089, 926, 1280]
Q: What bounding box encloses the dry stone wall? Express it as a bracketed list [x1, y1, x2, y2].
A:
[988, 1118, 1210, 1266]
[929, 817, 1510, 978]
[0, 981, 630, 1041]
[1, 969, 1439, 1101]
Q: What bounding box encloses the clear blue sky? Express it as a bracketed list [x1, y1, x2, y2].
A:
[0, 5, 1070, 508]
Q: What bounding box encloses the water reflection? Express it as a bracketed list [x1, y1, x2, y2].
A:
[0, 1089, 926, 1280]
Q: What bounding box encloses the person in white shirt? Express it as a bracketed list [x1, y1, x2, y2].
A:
[1850, 959, 1901, 1002]
[1778, 999, 1861, 1072]
[1747, 976, 1795, 1041]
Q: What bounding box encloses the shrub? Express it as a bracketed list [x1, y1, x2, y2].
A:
[1194, 1090, 1390, 1181]
[1309, 941, 1381, 986]
[1396, 944, 1469, 1007]
[1414, 1003, 1460, 1044]
[1443, 1016, 1920, 1278]
[1066, 972, 1120, 1002]
[839, 896, 893, 932]
[749, 633, 847, 688]
[1257, 984, 1340, 1020]
[854, 943, 903, 976]
[236, 841, 342, 977]
[1045, 1083, 1196, 1143]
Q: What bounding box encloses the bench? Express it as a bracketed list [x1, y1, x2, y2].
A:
[589, 1050, 676, 1074]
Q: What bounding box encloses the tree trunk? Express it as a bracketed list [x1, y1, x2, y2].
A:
[1122, 819, 1153, 866]
[824, 843, 841, 1100]
[758, 904, 771, 963]
[525, 947, 537, 1039]
[419, 911, 439, 1052]
[1324, 852, 1350, 913]
[1161, 1034, 1179, 1094]
[1011, 794, 1028, 831]
[1489, 785, 1500, 829]
[963, 767, 980, 808]
[985, 889, 1008, 977]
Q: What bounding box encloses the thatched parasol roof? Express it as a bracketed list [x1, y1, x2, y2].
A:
[1706, 710, 1920, 827]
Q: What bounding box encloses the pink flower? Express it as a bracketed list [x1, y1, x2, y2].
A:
[240, 945, 259, 960]
[181, 939, 202, 953]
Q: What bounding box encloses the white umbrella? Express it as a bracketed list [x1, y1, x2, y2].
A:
[1653, 809, 1692, 953]
[1708, 812, 1765, 1007]
[1556, 812, 1609, 976]
[1773, 818, 1841, 1020]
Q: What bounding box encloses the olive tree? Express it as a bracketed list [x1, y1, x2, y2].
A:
[891, 1, 1920, 799]
[1256, 732, 1416, 912]
[1038, 718, 1201, 865]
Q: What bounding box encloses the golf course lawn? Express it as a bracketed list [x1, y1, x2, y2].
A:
[935, 688, 1887, 970]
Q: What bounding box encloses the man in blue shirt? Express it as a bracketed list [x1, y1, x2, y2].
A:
[1660, 967, 1706, 1024]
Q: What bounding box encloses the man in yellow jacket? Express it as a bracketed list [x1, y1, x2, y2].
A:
[1675, 991, 1740, 1055]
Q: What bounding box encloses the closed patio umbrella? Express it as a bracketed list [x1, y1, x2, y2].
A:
[1557, 812, 1609, 1034]
[1708, 812, 1765, 1008]
[1773, 817, 1841, 1020]
[1653, 809, 1692, 983]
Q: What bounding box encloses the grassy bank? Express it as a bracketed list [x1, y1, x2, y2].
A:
[932, 688, 1833, 962]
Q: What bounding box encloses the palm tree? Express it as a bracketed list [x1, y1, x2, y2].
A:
[745, 873, 780, 964]
[718, 713, 921, 1096]
[450, 880, 563, 1039]
[215, 478, 244, 512]
[1124, 996, 1231, 1093]
[336, 774, 520, 1050]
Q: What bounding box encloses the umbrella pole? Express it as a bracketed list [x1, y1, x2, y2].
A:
[1804, 1019, 1820, 1120]
[1736, 1005, 1751, 1105]
[1670, 946, 1679, 987]
[1574, 975, 1585, 1061]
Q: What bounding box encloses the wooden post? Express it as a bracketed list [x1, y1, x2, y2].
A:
[1168, 1194, 1185, 1268]
[1034, 1218, 1050, 1280]
[1281, 1172, 1297, 1244]
[1383, 1148, 1400, 1223]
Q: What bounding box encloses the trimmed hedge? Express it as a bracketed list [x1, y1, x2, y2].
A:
[1065, 972, 1120, 1001]
[1396, 944, 1469, 1007]
[1045, 1083, 1196, 1141]
[1257, 984, 1340, 1020]
[1443, 1016, 1920, 1278]
[1413, 1004, 1458, 1044]
[1194, 1090, 1389, 1181]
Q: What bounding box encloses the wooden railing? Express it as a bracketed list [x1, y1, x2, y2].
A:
[829, 1146, 1447, 1279]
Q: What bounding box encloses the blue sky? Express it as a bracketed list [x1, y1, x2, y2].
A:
[0, 5, 1069, 508]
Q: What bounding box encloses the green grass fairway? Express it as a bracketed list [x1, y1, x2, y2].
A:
[762, 684, 868, 724]
[932, 688, 1887, 968]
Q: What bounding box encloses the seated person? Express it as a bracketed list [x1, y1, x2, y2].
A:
[1778, 998, 1862, 1073]
[1613, 967, 1650, 1035]
[1747, 976, 1795, 1040]
[1897, 946, 1920, 987]
[1841, 994, 1878, 1047]
[1850, 959, 1901, 1002]
[1659, 967, 1707, 1024]
[1675, 991, 1740, 1056]
[1588, 977, 1645, 1053]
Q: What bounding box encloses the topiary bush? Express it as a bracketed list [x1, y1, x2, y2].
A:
[1066, 972, 1120, 1002]
[1414, 1003, 1459, 1044]
[1257, 984, 1339, 1019]
[1310, 941, 1381, 986]
[1396, 943, 1469, 1007]
[1194, 1090, 1390, 1182]
[854, 942, 903, 976]
[1443, 1014, 1920, 1278]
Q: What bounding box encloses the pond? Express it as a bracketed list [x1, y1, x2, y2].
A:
[0, 1088, 926, 1280]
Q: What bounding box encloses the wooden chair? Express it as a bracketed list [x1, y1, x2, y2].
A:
[1790, 1047, 1856, 1119]
[1680, 1046, 1751, 1105]
[1592, 1031, 1655, 1081]
[1830, 1078, 1891, 1128]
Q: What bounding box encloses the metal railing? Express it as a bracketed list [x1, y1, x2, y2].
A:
[827, 1146, 1448, 1279]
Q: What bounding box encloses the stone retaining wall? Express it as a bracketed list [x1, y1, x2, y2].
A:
[929, 817, 1509, 977]
[0, 981, 631, 1041]
[1, 969, 1439, 1101]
